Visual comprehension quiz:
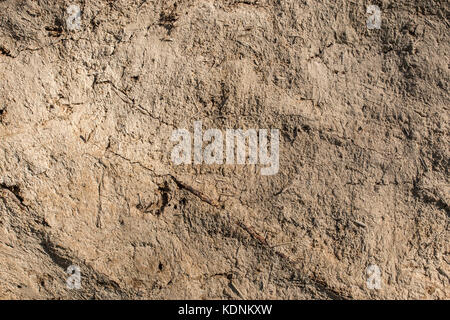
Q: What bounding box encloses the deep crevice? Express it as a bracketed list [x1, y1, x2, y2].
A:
[0, 183, 26, 207]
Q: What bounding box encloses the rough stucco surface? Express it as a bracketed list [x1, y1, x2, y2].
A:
[0, 0, 448, 299]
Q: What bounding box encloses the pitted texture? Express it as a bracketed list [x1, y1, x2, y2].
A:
[0, 0, 448, 299]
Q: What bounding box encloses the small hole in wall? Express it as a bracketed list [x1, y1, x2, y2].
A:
[158, 262, 164, 271]
[301, 125, 311, 133]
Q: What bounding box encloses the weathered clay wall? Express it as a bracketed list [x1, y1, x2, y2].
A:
[0, 0, 448, 299]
